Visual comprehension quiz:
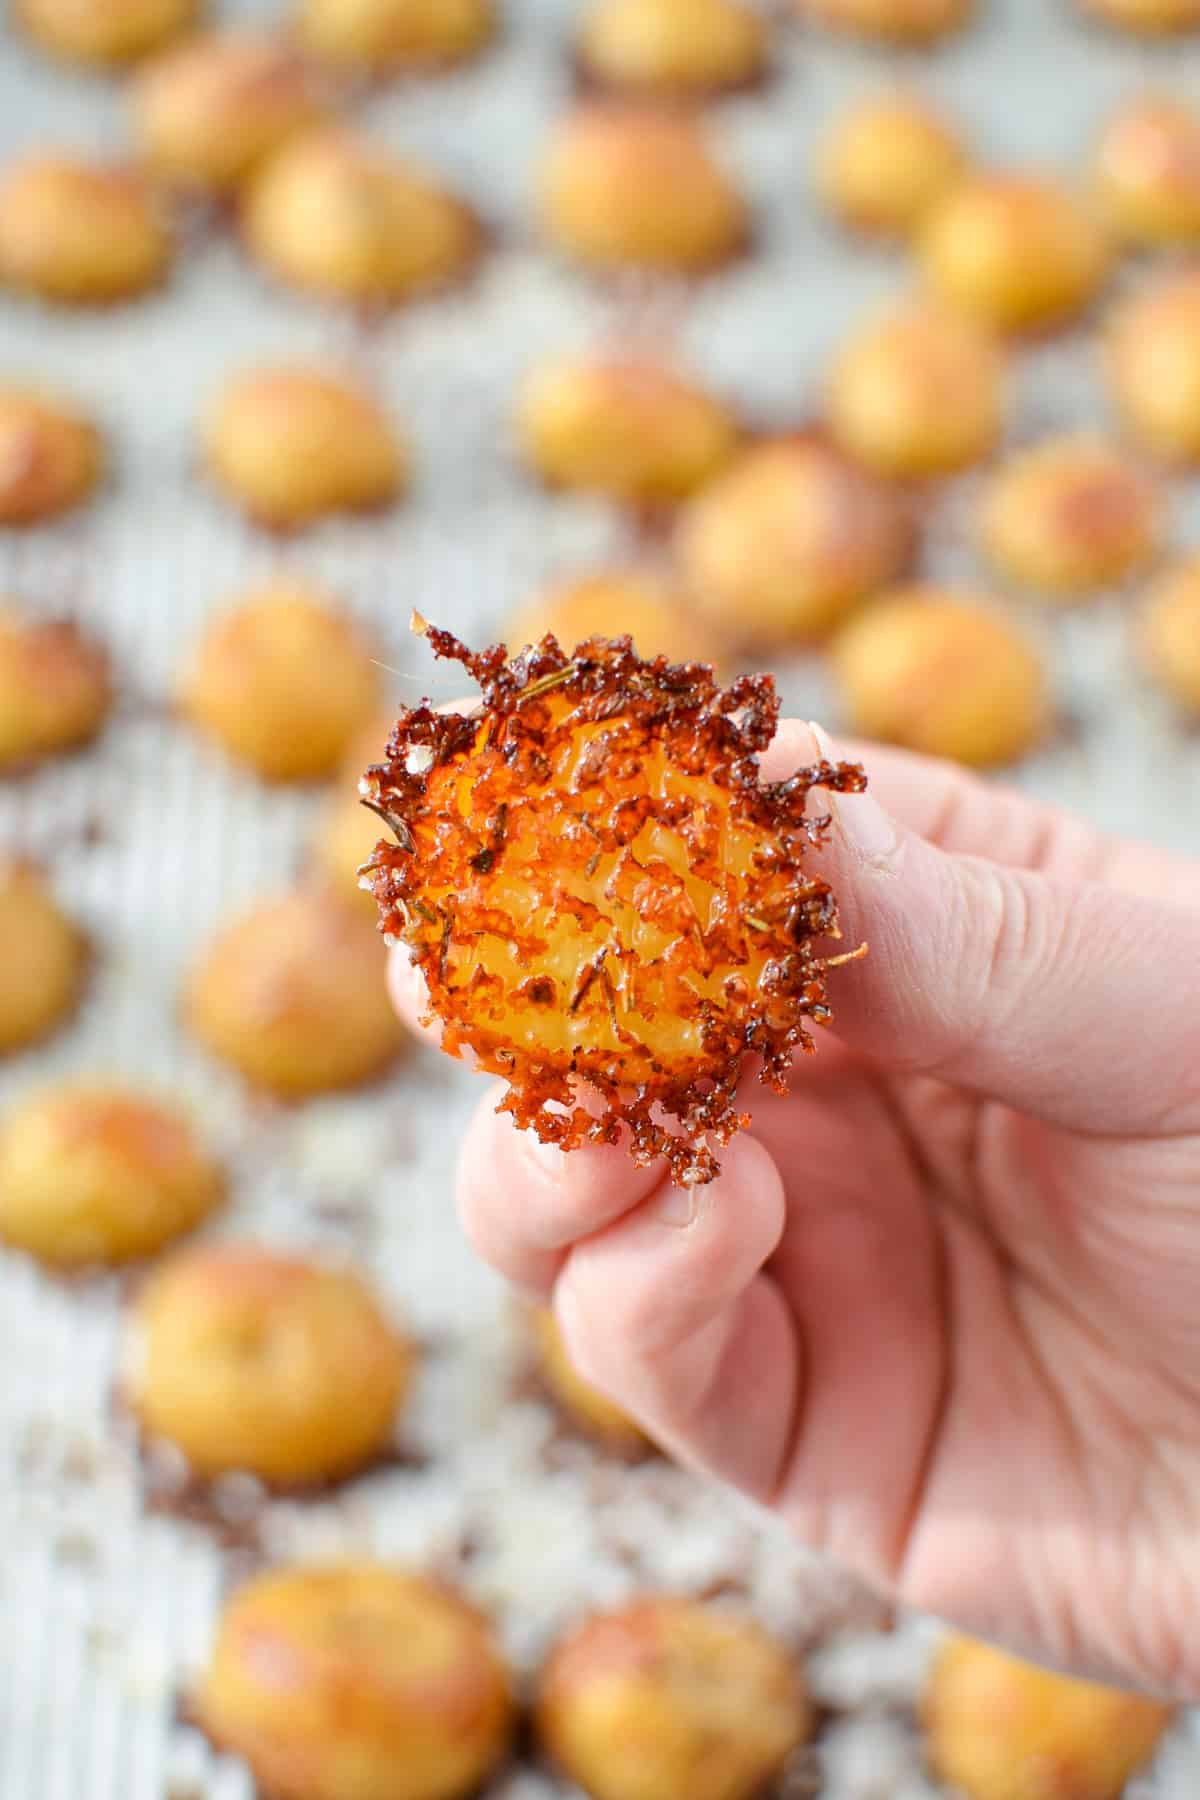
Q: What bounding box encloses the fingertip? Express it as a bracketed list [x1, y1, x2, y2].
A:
[552, 1132, 795, 1493]
[456, 1087, 567, 1293]
[761, 717, 823, 784]
[458, 1098, 667, 1264]
[559, 1130, 788, 1361]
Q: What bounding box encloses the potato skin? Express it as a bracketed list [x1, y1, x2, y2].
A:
[131, 33, 327, 196]
[203, 365, 407, 527]
[536, 1595, 811, 1800]
[295, 0, 494, 73]
[243, 129, 477, 307]
[180, 581, 382, 782]
[923, 1635, 1174, 1800]
[978, 437, 1159, 599]
[832, 585, 1050, 769]
[538, 107, 748, 272]
[920, 174, 1109, 334]
[0, 154, 171, 304]
[817, 92, 966, 238]
[1108, 270, 1200, 463]
[0, 1083, 223, 1265]
[185, 886, 406, 1096]
[0, 386, 102, 524]
[677, 438, 914, 645]
[17, 0, 197, 66]
[130, 1245, 413, 1485]
[0, 865, 88, 1057]
[800, 0, 972, 41]
[528, 1304, 649, 1452]
[1140, 556, 1200, 713]
[577, 0, 767, 97]
[0, 608, 111, 766]
[198, 1563, 514, 1800]
[517, 359, 739, 506]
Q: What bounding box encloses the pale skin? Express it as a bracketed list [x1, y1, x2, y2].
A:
[389, 721, 1200, 1699]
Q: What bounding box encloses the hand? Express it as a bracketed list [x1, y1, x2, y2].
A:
[390, 722, 1200, 1697]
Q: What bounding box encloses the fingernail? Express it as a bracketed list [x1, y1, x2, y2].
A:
[650, 1182, 697, 1229]
[809, 721, 901, 872]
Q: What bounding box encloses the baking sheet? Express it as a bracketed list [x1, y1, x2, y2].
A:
[2, 0, 1200, 1794]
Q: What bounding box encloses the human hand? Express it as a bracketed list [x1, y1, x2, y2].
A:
[390, 722, 1200, 1697]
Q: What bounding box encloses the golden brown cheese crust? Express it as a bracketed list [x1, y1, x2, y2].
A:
[363, 626, 865, 1185]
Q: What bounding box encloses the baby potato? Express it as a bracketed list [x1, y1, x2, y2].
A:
[0, 1082, 223, 1265]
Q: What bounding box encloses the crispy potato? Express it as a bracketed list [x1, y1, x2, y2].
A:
[363, 624, 865, 1184]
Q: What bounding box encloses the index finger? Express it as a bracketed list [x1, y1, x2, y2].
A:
[385, 713, 1199, 1043]
[765, 722, 1200, 906]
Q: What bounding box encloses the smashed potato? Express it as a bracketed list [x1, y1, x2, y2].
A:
[1094, 94, 1200, 247]
[517, 355, 739, 507]
[0, 153, 171, 304]
[978, 436, 1160, 599]
[827, 303, 1004, 479]
[536, 1595, 811, 1800]
[676, 437, 914, 644]
[538, 107, 748, 273]
[16, 0, 197, 66]
[130, 1244, 413, 1485]
[1107, 268, 1200, 462]
[919, 173, 1109, 335]
[799, 0, 972, 39]
[203, 364, 407, 526]
[923, 1635, 1173, 1800]
[832, 585, 1050, 769]
[243, 128, 478, 308]
[528, 1303, 650, 1453]
[0, 384, 103, 524]
[0, 605, 111, 768]
[294, 0, 495, 72]
[363, 624, 865, 1185]
[179, 579, 381, 781]
[184, 886, 405, 1096]
[131, 33, 328, 197]
[198, 1563, 514, 1800]
[0, 863, 87, 1054]
[816, 91, 967, 239]
[507, 571, 727, 670]
[576, 0, 768, 97]
[0, 1083, 223, 1265]
[1140, 555, 1200, 712]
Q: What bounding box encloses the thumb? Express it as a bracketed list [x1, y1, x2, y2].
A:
[806, 727, 1200, 1138]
